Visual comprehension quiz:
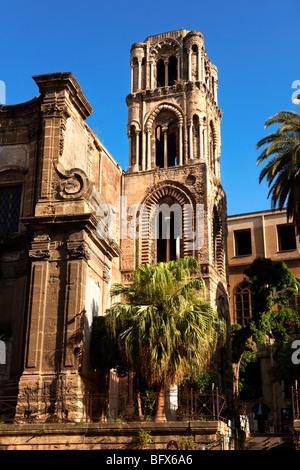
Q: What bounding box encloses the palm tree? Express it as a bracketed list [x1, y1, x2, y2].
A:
[104, 256, 225, 421]
[256, 110, 300, 234]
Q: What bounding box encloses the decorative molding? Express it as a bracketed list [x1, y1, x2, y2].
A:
[29, 249, 50, 260]
[54, 162, 92, 200]
[67, 244, 90, 261]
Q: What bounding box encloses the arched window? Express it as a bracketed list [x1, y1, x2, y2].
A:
[168, 56, 177, 86]
[155, 123, 178, 168]
[138, 183, 194, 266]
[234, 284, 252, 326]
[156, 60, 165, 87]
[191, 45, 199, 81]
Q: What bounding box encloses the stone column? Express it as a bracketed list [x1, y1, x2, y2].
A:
[165, 215, 171, 262]
[142, 131, 146, 171]
[128, 132, 132, 167]
[199, 122, 203, 159]
[147, 130, 152, 170]
[188, 50, 192, 81]
[130, 64, 133, 93]
[178, 125, 183, 166]
[189, 121, 194, 160]
[164, 60, 169, 87]
[135, 130, 140, 169]
[177, 55, 181, 81]
[163, 126, 168, 168]
[15, 238, 89, 423]
[214, 81, 218, 104]
[198, 49, 202, 81]
[204, 125, 208, 159]
[150, 61, 154, 89]
[138, 60, 142, 90]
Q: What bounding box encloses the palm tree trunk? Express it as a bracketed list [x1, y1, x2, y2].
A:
[232, 359, 241, 405]
[154, 381, 167, 422]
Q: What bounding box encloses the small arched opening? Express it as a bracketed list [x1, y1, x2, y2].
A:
[156, 59, 165, 87]
[168, 56, 177, 86]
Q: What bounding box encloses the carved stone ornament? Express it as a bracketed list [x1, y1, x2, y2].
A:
[54, 162, 92, 200]
[41, 102, 67, 118]
[68, 244, 90, 260]
[29, 249, 50, 260]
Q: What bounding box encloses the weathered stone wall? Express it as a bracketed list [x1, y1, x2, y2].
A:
[0, 421, 233, 450]
[0, 73, 122, 421]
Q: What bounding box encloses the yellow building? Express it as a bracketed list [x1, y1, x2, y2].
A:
[228, 208, 300, 432]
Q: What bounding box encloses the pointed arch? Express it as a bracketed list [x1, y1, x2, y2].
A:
[145, 103, 184, 131]
[145, 103, 184, 169]
[136, 181, 196, 266]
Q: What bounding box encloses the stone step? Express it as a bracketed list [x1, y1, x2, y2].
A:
[245, 433, 294, 451]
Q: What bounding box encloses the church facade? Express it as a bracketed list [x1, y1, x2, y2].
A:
[0, 30, 232, 422]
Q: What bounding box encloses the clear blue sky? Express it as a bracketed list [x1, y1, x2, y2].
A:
[1, 0, 299, 215]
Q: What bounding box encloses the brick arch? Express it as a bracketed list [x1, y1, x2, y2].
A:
[145, 103, 184, 132]
[149, 38, 181, 58]
[136, 181, 196, 265]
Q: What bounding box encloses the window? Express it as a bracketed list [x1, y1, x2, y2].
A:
[287, 295, 300, 313]
[155, 123, 178, 168]
[0, 185, 22, 233]
[156, 206, 181, 263]
[156, 60, 165, 87]
[234, 284, 252, 326]
[168, 56, 177, 86]
[234, 229, 252, 256]
[277, 224, 296, 251]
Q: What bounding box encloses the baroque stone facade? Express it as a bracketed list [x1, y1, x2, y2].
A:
[0, 72, 122, 421]
[0, 30, 232, 421]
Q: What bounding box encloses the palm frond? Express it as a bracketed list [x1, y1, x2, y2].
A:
[256, 109, 300, 232]
[103, 256, 225, 388]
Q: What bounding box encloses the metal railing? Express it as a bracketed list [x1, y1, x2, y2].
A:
[0, 388, 227, 424]
[176, 387, 227, 422]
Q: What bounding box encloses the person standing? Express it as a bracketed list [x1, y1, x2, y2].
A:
[252, 397, 270, 433]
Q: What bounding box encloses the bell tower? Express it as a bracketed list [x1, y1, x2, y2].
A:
[122, 30, 232, 397]
[127, 29, 220, 176]
[122, 29, 226, 279]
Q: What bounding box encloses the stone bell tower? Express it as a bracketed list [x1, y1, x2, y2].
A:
[121, 29, 232, 397]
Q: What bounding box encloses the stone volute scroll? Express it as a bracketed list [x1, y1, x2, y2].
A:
[54, 162, 92, 200]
